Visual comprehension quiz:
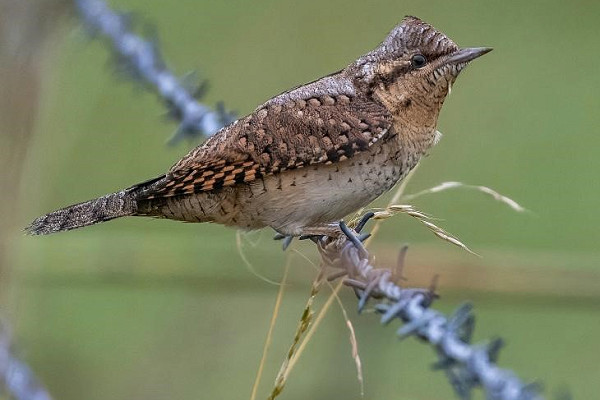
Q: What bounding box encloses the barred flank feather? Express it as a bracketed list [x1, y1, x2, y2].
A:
[25, 190, 138, 235]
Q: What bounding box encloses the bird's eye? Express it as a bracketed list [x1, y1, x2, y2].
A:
[411, 54, 427, 69]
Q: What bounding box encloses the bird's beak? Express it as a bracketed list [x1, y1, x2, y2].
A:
[447, 47, 493, 64]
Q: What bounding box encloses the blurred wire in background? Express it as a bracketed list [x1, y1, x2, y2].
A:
[0, 2, 71, 398]
[0, 0, 70, 283]
[1, 1, 549, 399]
[0, 321, 52, 400]
[0, 0, 586, 399]
[75, 0, 236, 144]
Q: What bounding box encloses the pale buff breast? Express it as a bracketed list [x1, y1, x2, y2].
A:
[152, 134, 430, 235]
[215, 140, 414, 235]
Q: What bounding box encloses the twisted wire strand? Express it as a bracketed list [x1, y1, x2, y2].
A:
[75, 0, 236, 143]
[2, 2, 551, 399]
[313, 220, 546, 400]
[0, 323, 52, 400]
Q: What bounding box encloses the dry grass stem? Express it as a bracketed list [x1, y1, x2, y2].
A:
[402, 181, 526, 212]
[285, 280, 343, 376]
[237, 230, 281, 285]
[290, 250, 365, 396]
[275, 163, 420, 397]
[250, 255, 292, 400]
[328, 284, 364, 396]
[309, 221, 544, 400]
[346, 319, 363, 396]
[265, 170, 528, 398]
[269, 252, 355, 399]
[373, 204, 477, 255]
[268, 262, 325, 400]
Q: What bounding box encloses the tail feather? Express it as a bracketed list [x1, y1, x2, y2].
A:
[25, 190, 138, 235]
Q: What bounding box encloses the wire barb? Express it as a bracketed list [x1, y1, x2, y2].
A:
[316, 217, 547, 400]
[34, 3, 555, 399]
[75, 0, 236, 144]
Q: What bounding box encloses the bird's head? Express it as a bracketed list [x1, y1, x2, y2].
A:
[349, 16, 491, 130]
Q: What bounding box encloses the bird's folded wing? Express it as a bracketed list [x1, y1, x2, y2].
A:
[139, 94, 393, 199]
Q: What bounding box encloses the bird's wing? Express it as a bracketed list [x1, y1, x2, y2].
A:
[140, 94, 393, 199]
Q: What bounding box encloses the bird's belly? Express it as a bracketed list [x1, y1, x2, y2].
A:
[235, 149, 408, 235]
[151, 143, 416, 235]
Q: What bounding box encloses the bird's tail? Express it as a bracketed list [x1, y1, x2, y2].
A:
[25, 189, 138, 235]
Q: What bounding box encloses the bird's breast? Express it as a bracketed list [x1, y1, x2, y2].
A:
[230, 139, 415, 235]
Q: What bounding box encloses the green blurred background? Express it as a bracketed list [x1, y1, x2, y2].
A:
[1, 0, 599, 399]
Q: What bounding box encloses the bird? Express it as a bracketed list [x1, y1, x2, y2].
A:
[26, 16, 491, 237]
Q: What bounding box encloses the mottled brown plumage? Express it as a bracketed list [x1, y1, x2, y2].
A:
[144, 94, 392, 197]
[26, 16, 491, 236]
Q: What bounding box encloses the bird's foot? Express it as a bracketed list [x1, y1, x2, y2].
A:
[273, 223, 344, 250]
[299, 223, 344, 239]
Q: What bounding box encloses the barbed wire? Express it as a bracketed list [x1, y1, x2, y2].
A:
[75, 0, 236, 144]
[0, 321, 52, 400]
[307, 213, 546, 400]
[1, 1, 553, 399]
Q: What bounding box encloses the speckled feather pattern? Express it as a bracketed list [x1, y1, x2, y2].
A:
[141, 94, 392, 198]
[137, 130, 429, 235]
[26, 16, 481, 236]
